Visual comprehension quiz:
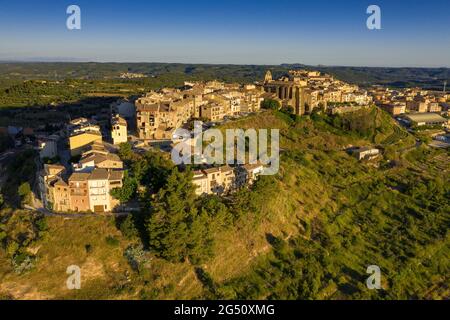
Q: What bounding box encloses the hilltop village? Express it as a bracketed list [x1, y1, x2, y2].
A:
[1, 69, 449, 214]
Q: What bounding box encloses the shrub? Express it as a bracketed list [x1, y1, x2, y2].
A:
[119, 215, 139, 239]
[18, 182, 32, 206]
[6, 241, 19, 257]
[12, 253, 35, 274]
[261, 99, 280, 110]
[85, 244, 93, 254]
[35, 217, 48, 232]
[124, 244, 147, 272]
[105, 236, 120, 246]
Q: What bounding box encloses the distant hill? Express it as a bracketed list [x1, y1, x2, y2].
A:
[0, 62, 448, 90]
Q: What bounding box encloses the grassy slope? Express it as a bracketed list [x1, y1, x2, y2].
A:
[0, 108, 448, 299]
[215, 110, 449, 299]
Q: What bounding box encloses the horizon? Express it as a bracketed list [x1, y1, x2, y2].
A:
[0, 0, 449, 68]
[0, 60, 449, 70]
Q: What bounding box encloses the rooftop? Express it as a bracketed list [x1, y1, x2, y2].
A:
[69, 172, 91, 181]
[405, 113, 447, 123]
[88, 168, 110, 180]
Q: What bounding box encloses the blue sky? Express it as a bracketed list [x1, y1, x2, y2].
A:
[0, 0, 449, 67]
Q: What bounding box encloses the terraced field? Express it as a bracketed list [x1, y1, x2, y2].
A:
[382, 123, 410, 146]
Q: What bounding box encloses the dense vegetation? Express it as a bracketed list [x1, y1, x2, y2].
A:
[0, 149, 37, 207]
[0, 210, 48, 275]
[105, 108, 449, 299]
[206, 147, 449, 299]
[0, 106, 448, 299]
[205, 109, 449, 299]
[112, 143, 278, 267]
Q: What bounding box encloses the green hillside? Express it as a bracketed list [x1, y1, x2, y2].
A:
[0, 108, 448, 300]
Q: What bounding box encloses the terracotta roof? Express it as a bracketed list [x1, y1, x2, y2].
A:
[69, 172, 90, 181]
[220, 165, 233, 172]
[203, 167, 221, 174]
[79, 153, 121, 165]
[192, 171, 207, 179]
[112, 115, 127, 126]
[243, 163, 264, 171]
[109, 170, 124, 181]
[203, 165, 233, 174]
[88, 168, 109, 180]
[136, 103, 160, 112]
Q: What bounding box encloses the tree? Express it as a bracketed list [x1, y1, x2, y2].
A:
[118, 142, 134, 163]
[140, 151, 173, 192]
[146, 167, 213, 263]
[282, 105, 294, 114]
[119, 214, 139, 239]
[110, 171, 137, 203]
[188, 211, 214, 264]
[261, 99, 280, 110]
[197, 195, 233, 231]
[18, 182, 31, 206]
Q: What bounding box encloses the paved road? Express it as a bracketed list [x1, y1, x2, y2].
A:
[397, 140, 423, 154]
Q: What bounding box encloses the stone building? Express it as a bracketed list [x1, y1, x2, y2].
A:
[192, 164, 264, 196]
[68, 172, 91, 212]
[235, 163, 265, 187]
[52, 179, 71, 212]
[38, 164, 66, 210]
[135, 95, 194, 140]
[192, 165, 235, 196]
[263, 70, 309, 115]
[200, 102, 226, 122]
[111, 115, 128, 145]
[380, 102, 406, 116]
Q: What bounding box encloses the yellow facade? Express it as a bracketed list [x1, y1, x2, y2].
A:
[69, 132, 102, 156]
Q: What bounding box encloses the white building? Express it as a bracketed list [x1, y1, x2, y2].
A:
[111, 115, 128, 145]
[352, 147, 380, 161]
[39, 135, 59, 159]
[87, 169, 123, 213]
